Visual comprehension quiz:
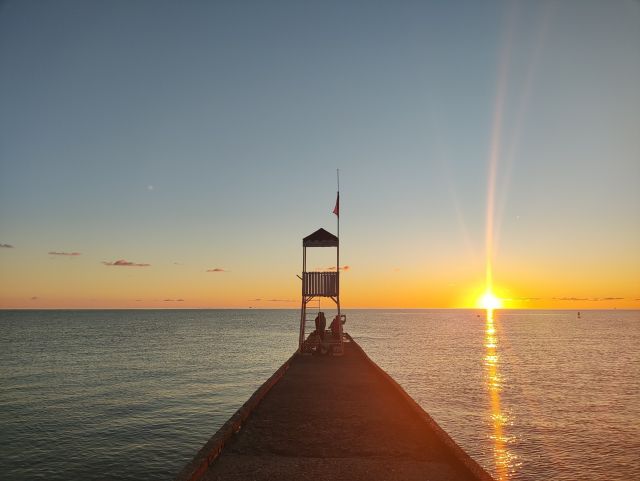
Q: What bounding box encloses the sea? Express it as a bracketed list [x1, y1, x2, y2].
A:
[0, 309, 638, 481]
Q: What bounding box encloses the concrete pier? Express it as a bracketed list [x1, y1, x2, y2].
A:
[175, 335, 494, 481]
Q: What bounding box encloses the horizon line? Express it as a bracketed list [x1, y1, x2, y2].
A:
[0, 307, 637, 311]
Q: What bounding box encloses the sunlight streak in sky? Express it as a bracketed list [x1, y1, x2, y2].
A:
[427, 103, 479, 265]
[494, 4, 554, 251]
[485, 3, 515, 296]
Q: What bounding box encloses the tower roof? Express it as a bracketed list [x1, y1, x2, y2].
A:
[303, 228, 338, 247]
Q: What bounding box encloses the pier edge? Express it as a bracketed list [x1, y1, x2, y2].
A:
[173, 352, 297, 481]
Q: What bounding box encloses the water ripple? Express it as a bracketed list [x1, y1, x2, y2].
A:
[1, 309, 638, 481]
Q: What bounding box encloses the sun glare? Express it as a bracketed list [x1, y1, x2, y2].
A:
[480, 291, 503, 310]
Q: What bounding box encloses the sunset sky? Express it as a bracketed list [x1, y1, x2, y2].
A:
[1, 0, 638, 309]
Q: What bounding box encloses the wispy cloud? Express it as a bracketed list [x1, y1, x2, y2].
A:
[249, 298, 295, 303]
[49, 251, 81, 256]
[30, 296, 38, 300]
[1, 243, 14, 248]
[207, 267, 227, 272]
[320, 265, 350, 271]
[163, 298, 185, 302]
[553, 297, 624, 302]
[102, 259, 150, 267]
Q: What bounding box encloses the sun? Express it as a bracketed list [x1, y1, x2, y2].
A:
[479, 291, 503, 310]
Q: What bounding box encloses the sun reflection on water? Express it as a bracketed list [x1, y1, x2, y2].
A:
[484, 308, 513, 480]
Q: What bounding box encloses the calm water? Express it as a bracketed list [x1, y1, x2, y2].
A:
[0, 309, 638, 480]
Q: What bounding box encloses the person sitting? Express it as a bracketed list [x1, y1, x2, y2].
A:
[317, 312, 326, 340]
[314, 313, 320, 338]
[330, 315, 341, 339]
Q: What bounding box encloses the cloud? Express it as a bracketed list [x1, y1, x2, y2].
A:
[30, 296, 38, 300]
[163, 298, 185, 302]
[509, 297, 542, 301]
[321, 265, 350, 271]
[102, 259, 150, 267]
[1, 243, 14, 248]
[207, 268, 227, 272]
[49, 251, 81, 256]
[553, 297, 624, 302]
[249, 298, 295, 303]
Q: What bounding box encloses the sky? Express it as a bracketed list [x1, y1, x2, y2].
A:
[0, 0, 638, 309]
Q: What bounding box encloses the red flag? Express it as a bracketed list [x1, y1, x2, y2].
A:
[333, 193, 339, 217]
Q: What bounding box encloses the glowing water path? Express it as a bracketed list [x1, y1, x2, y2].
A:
[484, 308, 508, 480]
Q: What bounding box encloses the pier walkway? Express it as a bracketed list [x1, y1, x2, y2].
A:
[176, 336, 493, 481]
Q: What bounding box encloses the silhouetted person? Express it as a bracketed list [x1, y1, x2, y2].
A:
[317, 312, 326, 340]
[330, 315, 341, 339]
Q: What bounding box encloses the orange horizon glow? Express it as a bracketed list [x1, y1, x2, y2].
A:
[0, 271, 639, 311]
[0, 256, 638, 310]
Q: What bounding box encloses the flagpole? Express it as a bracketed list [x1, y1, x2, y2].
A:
[336, 169, 340, 320]
[336, 169, 340, 240]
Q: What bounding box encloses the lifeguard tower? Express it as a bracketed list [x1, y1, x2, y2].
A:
[298, 228, 345, 354]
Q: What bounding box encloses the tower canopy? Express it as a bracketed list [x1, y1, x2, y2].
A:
[303, 228, 338, 248]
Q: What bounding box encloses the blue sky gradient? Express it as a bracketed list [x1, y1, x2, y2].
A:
[1, 0, 638, 307]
